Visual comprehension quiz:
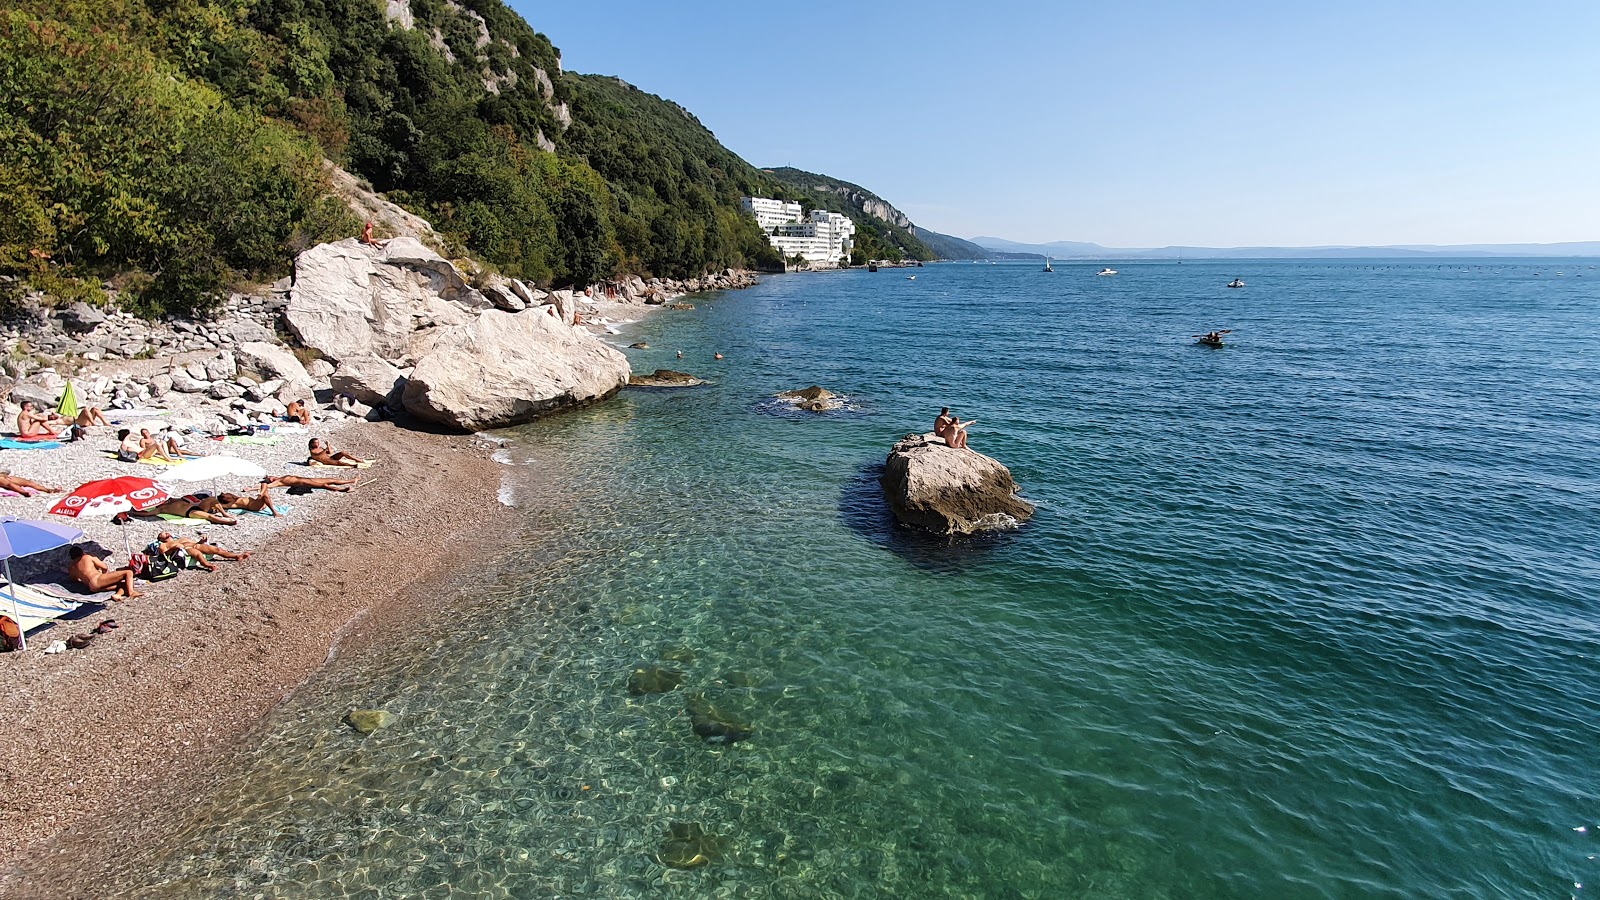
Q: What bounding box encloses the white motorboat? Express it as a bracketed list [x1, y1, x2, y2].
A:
[1096, 267, 1117, 276]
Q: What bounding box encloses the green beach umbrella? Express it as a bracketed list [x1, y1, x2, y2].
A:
[55, 381, 79, 420]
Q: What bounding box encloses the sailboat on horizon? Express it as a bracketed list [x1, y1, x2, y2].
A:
[1043, 256, 1053, 273]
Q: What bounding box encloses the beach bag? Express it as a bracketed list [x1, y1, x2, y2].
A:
[138, 545, 180, 581]
[0, 615, 20, 652]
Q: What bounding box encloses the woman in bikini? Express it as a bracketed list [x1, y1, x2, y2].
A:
[218, 484, 279, 516]
[134, 496, 239, 525]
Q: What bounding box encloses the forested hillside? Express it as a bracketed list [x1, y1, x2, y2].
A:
[0, 0, 932, 318]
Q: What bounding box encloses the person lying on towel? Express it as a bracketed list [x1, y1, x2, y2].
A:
[307, 438, 367, 467]
[218, 484, 279, 516]
[132, 495, 239, 526]
[0, 470, 63, 494]
[153, 532, 250, 570]
[262, 474, 357, 493]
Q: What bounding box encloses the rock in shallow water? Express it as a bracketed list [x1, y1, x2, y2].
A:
[628, 665, 685, 695]
[686, 693, 754, 745]
[880, 433, 1035, 535]
[657, 822, 724, 869]
[627, 369, 706, 387]
[344, 709, 394, 735]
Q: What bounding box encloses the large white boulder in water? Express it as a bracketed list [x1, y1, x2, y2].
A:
[285, 237, 485, 366]
[401, 309, 629, 431]
[880, 433, 1035, 534]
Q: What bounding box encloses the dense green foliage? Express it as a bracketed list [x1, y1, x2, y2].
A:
[0, 3, 356, 315]
[764, 167, 932, 262]
[1, 0, 938, 316]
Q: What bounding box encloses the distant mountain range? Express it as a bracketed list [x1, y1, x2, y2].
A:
[968, 237, 1600, 259]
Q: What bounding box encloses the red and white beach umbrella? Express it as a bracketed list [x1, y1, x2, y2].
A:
[49, 476, 170, 519]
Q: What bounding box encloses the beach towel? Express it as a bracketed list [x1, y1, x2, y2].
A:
[221, 435, 282, 446]
[308, 459, 373, 469]
[0, 439, 63, 451]
[106, 408, 169, 422]
[155, 513, 211, 524]
[100, 451, 183, 466]
[0, 584, 85, 633]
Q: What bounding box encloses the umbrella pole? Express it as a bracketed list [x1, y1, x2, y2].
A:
[121, 518, 131, 560]
[5, 558, 23, 652]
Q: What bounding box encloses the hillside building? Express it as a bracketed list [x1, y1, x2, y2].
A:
[741, 197, 855, 269]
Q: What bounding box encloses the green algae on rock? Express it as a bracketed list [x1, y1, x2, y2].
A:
[343, 709, 394, 735]
[657, 822, 724, 869]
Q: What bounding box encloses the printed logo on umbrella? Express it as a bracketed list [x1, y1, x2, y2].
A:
[61, 496, 87, 508]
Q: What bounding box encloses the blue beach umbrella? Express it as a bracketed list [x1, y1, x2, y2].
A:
[0, 518, 85, 651]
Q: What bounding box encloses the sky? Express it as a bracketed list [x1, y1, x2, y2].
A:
[508, 0, 1600, 247]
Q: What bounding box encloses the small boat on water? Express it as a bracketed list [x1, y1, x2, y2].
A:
[906, 275, 916, 280]
[1097, 267, 1117, 276]
[1194, 328, 1233, 348]
[1043, 256, 1053, 273]
[1227, 278, 1245, 288]
[868, 262, 878, 272]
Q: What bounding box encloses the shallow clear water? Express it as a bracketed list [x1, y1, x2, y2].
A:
[119, 260, 1600, 898]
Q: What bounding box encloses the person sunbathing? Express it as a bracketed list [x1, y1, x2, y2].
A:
[307, 438, 366, 467]
[217, 485, 279, 516]
[140, 428, 178, 462]
[74, 406, 111, 428]
[68, 545, 142, 600]
[16, 401, 63, 438]
[154, 532, 249, 571]
[0, 470, 63, 494]
[284, 400, 312, 426]
[134, 496, 238, 525]
[263, 474, 357, 493]
[160, 429, 201, 459]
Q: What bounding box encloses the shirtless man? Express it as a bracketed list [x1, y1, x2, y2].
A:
[68, 546, 142, 600]
[134, 496, 238, 525]
[0, 470, 63, 494]
[263, 474, 358, 493]
[217, 484, 279, 516]
[934, 407, 953, 440]
[284, 400, 312, 426]
[154, 532, 250, 571]
[308, 438, 366, 467]
[946, 416, 976, 450]
[16, 401, 63, 438]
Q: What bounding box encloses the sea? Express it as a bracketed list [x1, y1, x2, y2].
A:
[114, 259, 1600, 898]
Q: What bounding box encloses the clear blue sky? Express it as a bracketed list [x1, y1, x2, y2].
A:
[508, 0, 1600, 247]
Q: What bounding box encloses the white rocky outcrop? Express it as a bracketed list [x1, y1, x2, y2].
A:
[880, 434, 1035, 535]
[331, 353, 406, 407]
[401, 309, 628, 431]
[285, 237, 482, 366]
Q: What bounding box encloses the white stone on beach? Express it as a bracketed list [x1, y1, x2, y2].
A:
[401, 309, 628, 431]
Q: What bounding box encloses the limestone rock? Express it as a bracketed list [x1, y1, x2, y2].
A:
[169, 371, 210, 393]
[627, 369, 706, 387]
[344, 709, 394, 735]
[305, 358, 336, 380]
[233, 341, 311, 385]
[57, 302, 106, 334]
[331, 353, 406, 407]
[401, 309, 629, 432]
[9, 380, 59, 409]
[777, 385, 842, 411]
[284, 238, 481, 366]
[229, 320, 277, 344]
[148, 373, 172, 399]
[203, 351, 237, 382]
[880, 433, 1035, 535]
[477, 273, 527, 312]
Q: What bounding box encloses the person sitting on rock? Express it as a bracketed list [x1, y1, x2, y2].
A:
[133, 495, 238, 526]
[0, 470, 62, 494]
[67, 546, 142, 600]
[16, 401, 64, 438]
[263, 474, 358, 493]
[284, 400, 312, 425]
[217, 484, 279, 516]
[946, 416, 976, 450]
[934, 407, 953, 440]
[359, 221, 388, 249]
[307, 438, 366, 467]
[154, 531, 250, 571]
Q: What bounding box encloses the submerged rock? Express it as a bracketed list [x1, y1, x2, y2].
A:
[628, 665, 686, 695]
[657, 822, 723, 869]
[776, 385, 843, 412]
[628, 341, 649, 349]
[627, 369, 706, 387]
[686, 693, 754, 745]
[344, 709, 394, 735]
[880, 433, 1035, 535]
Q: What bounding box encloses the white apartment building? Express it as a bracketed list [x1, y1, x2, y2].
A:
[741, 197, 856, 268]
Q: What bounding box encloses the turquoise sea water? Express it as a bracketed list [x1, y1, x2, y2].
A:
[117, 260, 1600, 898]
